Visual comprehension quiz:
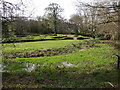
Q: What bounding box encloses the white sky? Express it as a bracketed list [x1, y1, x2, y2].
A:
[5, 0, 118, 20]
[5, 0, 94, 20]
[30, 0, 78, 19]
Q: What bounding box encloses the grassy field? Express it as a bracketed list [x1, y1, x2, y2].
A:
[3, 40, 80, 53]
[2, 39, 119, 88]
[13, 44, 116, 64]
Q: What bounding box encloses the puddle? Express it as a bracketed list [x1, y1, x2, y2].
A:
[61, 62, 74, 67]
[0, 63, 37, 72]
[0, 63, 7, 72]
[24, 63, 36, 72]
[0, 61, 75, 72]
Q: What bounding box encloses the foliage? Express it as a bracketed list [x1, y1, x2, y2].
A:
[45, 3, 64, 35]
[1, 1, 119, 40]
[1, 0, 26, 38]
[76, 1, 119, 40]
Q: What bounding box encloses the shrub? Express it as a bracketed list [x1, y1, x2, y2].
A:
[64, 37, 73, 40]
[53, 36, 64, 40]
[26, 35, 34, 40]
[77, 37, 89, 40]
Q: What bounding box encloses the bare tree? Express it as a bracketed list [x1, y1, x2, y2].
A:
[76, 0, 120, 40]
[1, 0, 25, 38]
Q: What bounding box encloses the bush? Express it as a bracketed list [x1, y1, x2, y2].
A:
[77, 37, 89, 40]
[26, 35, 34, 40]
[53, 36, 64, 40]
[80, 33, 93, 37]
[64, 37, 73, 40]
[82, 39, 100, 48]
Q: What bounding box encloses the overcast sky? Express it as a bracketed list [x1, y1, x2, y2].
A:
[31, 0, 79, 19]
[5, 0, 118, 20]
[5, 0, 94, 19]
[25, 0, 93, 19]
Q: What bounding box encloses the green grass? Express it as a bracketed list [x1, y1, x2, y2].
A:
[2, 34, 54, 42]
[3, 40, 119, 88]
[13, 43, 117, 65]
[2, 34, 91, 42]
[3, 40, 79, 53]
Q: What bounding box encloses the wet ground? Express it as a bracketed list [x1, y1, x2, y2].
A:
[0, 61, 75, 73]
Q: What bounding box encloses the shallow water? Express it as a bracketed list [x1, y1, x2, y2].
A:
[0, 63, 7, 72]
[1, 61, 75, 73]
[61, 62, 74, 67]
[24, 63, 36, 72]
[0, 63, 37, 72]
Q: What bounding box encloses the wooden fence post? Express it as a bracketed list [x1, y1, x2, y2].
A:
[115, 54, 120, 69]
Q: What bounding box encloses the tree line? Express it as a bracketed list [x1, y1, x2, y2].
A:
[1, 0, 120, 40]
